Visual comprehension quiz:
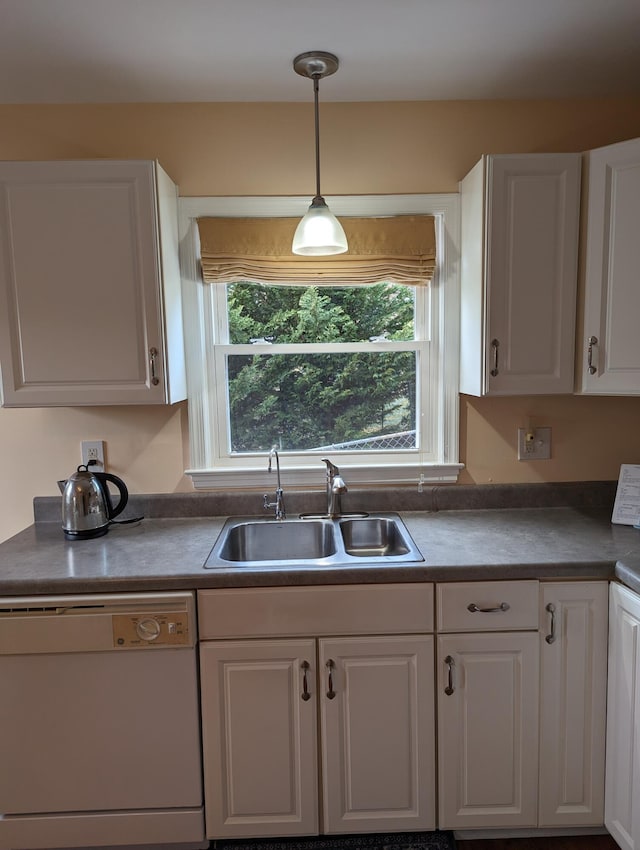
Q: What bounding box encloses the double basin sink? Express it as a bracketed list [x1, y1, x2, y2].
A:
[204, 512, 424, 569]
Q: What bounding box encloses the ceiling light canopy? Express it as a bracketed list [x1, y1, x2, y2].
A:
[292, 51, 348, 256]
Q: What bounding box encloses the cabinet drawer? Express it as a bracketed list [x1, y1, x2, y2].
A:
[198, 583, 433, 639]
[436, 581, 538, 632]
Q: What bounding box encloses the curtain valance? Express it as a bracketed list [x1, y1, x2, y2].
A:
[196, 215, 436, 286]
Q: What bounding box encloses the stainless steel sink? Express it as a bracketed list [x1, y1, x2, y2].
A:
[217, 519, 336, 562]
[339, 517, 411, 557]
[204, 513, 423, 569]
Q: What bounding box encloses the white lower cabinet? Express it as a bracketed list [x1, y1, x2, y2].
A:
[319, 635, 435, 834]
[436, 579, 608, 833]
[605, 582, 640, 850]
[437, 630, 540, 829]
[199, 638, 319, 838]
[539, 581, 609, 827]
[198, 579, 611, 840]
[436, 581, 540, 829]
[197, 585, 435, 840]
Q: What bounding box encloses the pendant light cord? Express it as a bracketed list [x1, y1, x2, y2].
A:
[313, 74, 322, 202]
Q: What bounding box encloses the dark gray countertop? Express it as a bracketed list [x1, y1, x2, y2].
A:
[614, 557, 640, 595]
[2, 503, 640, 597]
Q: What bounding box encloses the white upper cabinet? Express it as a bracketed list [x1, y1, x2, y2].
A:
[0, 160, 186, 406]
[460, 153, 581, 396]
[580, 137, 640, 395]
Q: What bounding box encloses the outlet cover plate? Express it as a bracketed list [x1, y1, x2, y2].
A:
[81, 440, 106, 473]
[517, 427, 551, 461]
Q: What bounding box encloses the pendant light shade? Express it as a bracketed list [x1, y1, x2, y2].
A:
[292, 196, 348, 256]
[292, 51, 348, 256]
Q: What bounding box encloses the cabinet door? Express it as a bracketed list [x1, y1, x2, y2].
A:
[319, 635, 435, 834]
[437, 631, 539, 829]
[199, 639, 318, 839]
[460, 153, 580, 396]
[605, 583, 640, 850]
[539, 581, 608, 826]
[581, 137, 640, 394]
[0, 160, 185, 406]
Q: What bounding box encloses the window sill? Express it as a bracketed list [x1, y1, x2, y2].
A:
[186, 462, 464, 491]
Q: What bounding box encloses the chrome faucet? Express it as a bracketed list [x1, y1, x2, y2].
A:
[263, 447, 286, 520]
[322, 458, 347, 518]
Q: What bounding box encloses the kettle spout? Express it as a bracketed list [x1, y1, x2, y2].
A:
[57, 479, 67, 494]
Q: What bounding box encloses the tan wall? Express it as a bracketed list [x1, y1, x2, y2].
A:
[2, 98, 640, 542]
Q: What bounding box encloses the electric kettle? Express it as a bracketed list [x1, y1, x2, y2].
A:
[60, 465, 129, 540]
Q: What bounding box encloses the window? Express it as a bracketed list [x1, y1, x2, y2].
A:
[179, 195, 461, 489]
[216, 280, 424, 455]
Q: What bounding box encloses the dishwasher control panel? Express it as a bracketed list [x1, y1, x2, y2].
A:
[112, 611, 191, 647]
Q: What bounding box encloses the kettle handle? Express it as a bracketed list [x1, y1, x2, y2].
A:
[94, 473, 129, 520]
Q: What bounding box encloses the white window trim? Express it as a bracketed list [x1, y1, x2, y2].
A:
[178, 194, 462, 490]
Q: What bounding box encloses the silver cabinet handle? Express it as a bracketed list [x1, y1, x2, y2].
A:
[545, 602, 556, 644]
[490, 338, 500, 377]
[587, 335, 598, 375]
[444, 655, 455, 695]
[149, 347, 160, 386]
[301, 660, 311, 701]
[326, 658, 336, 699]
[467, 602, 510, 613]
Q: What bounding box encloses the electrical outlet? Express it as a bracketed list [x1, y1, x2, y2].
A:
[517, 427, 551, 461]
[81, 440, 106, 472]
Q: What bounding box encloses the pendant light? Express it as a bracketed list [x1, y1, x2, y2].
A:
[292, 51, 348, 256]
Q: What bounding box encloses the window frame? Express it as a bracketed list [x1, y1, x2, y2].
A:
[178, 194, 462, 490]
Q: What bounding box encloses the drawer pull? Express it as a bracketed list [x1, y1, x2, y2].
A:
[326, 658, 336, 699]
[301, 660, 311, 701]
[444, 655, 455, 695]
[467, 602, 510, 613]
[545, 602, 556, 644]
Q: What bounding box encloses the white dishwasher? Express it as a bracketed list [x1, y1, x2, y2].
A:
[0, 591, 205, 850]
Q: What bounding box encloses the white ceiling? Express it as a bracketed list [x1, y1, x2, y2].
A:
[1, 0, 640, 104]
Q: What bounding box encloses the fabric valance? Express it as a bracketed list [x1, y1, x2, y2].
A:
[196, 215, 436, 286]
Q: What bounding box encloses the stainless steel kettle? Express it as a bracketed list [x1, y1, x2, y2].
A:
[60, 465, 129, 540]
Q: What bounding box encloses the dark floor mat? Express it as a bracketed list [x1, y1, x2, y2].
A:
[214, 831, 455, 850]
